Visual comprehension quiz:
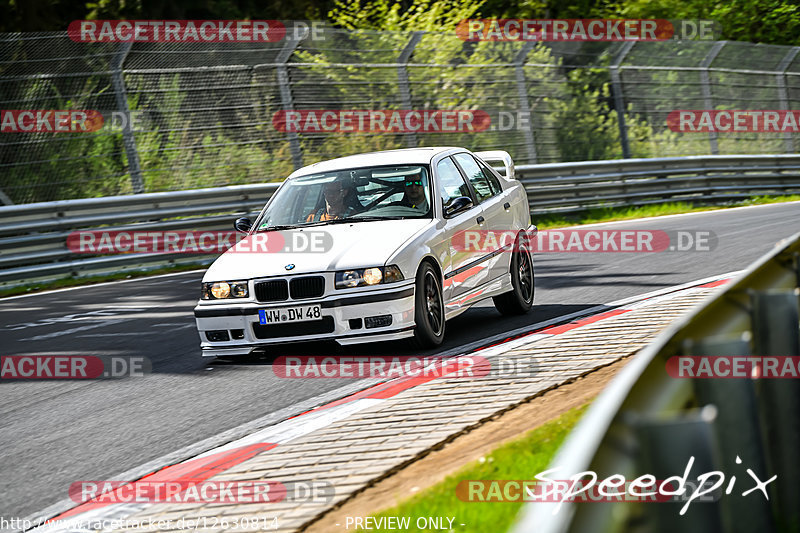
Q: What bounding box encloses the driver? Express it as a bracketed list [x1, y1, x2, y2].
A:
[306, 175, 360, 222]
[394, 176, 429, 212]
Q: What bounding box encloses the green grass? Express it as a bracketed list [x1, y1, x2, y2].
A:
[362, 403, 589, 533]
[534, 195, 800, 229]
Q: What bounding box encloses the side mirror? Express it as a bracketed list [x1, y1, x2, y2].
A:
[443, 196, 473, 218]
[234, 217, 252, 233]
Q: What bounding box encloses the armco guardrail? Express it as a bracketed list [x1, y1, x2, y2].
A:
[0, 183, 278, 286]
[512, 232, 800, 533]
[2, 154, 800, 287]
[517, 154, 800, 214]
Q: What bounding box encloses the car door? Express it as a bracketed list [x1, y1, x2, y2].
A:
[452, 152, 515, 284]
[435, 156, 486, 304]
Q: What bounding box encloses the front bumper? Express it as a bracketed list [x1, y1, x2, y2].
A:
[194, 281, 416, 356]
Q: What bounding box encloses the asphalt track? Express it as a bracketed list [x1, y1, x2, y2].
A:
[1, 202, 799, 520]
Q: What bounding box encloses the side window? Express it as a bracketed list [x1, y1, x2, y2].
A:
[453, 153, 496, 203]
[476, 158, 504, 195]
[436, 157, 472, 207]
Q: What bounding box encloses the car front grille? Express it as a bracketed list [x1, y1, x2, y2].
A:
[254, 280, 289, 302]
[254, 276, 325, 302]
[252, 316, 335, 339]
[290, 276, 325, 299]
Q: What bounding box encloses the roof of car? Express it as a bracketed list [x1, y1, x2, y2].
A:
[287, 147, 465, 177]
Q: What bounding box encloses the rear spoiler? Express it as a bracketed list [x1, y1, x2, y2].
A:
[474, 150, 515, 180]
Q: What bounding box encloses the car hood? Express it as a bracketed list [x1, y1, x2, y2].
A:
[203, 219, 432, 281]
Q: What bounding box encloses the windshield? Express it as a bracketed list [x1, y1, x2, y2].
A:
[254, 165, 432, 231]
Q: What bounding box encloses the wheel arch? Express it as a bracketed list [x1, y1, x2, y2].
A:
[418, 254, 443, 285]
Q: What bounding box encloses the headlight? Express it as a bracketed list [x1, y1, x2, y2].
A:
[211, 282, 230, 299]
[335, 265, 404, 289]
[340, 270, 362, 288]
[362, 268, 383, 285]
[202, 280, 249, 300]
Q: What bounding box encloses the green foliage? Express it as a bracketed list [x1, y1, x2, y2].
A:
[328, 0, 484, 31]
[6, 0, 800, 202]
[611, 0, 800, 45]
[551, 72, 621, 161]
[4, 0, 800, 46]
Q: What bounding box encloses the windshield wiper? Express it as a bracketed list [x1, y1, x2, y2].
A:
[257, 224, 302, 232]
[323, 216, 406, 224]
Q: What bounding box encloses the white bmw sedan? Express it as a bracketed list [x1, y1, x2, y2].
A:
[194, 147, 535, 357]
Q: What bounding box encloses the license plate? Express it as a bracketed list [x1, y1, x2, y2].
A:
[259, 305, 322, 325]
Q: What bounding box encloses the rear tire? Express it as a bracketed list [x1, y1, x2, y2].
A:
[410, 262, 446, 348]
[493, 232, 534, 315]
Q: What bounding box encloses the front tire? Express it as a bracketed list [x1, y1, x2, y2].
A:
[411, 262, 445, 348]
[493, 232, 534, 315]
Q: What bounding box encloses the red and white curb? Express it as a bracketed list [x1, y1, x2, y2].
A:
[26, 272, 736, 533]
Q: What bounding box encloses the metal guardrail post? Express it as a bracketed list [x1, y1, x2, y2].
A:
[0, 188, 12, 206]
[751, 290, 800, 530]
[689, 337, 775, 533]
[632, 407, 723, 532]
[776, 47, 800, 154]
[610, 41, 635, 159]
[515, 42, 538, 164]
[277, 36, 303, 170]
[111, 42, 144, 194]
[700, 41, 726, 156]
[398, 31, 424, 148]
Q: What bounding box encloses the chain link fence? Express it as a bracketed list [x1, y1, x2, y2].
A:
[2, 26, 800, 204]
